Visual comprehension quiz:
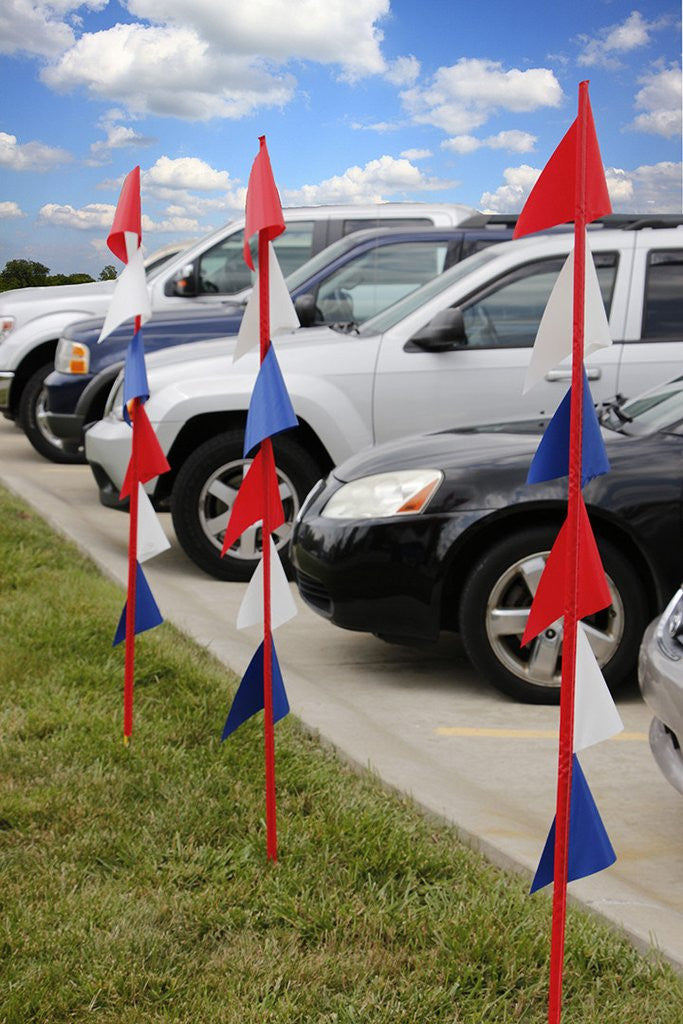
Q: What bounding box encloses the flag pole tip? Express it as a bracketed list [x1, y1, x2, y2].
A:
[123, 734, 130, 747]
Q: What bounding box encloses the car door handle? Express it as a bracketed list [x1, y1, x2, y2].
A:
[545, 368, 601, 381]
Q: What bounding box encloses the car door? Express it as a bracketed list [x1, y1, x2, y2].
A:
[616, 239, 683, 401]
[372, 251, 622, 442]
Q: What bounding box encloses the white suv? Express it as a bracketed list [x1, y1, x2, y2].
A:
[85, 220, 683, 580]
[0, 201, 476, 446]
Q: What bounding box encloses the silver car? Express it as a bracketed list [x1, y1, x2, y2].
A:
[639, 587, 683, 795]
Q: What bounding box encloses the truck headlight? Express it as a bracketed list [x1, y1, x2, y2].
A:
[321, 469, 443, 520]
[54, 338, 90, 374]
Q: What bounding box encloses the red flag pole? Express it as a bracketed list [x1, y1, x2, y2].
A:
[547, 81, 589, 1023]
[258, 230, 277, 861]
[123, 313, 142, 744]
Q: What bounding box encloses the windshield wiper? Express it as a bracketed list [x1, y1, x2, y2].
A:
[598, 394, 632, 426]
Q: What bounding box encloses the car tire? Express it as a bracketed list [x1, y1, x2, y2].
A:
[171, 429, 323, 581]
[18, 363, 86, 465]
[458, 525, 648, 704]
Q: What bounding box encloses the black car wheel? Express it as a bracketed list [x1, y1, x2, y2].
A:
[18, 363, 86, 464]
[171, 429, 323, 581]
[459, 525, 648, 704]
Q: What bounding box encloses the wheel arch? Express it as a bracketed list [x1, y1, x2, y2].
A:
[440, 501, 662, 631]
[157, 410, 334, 505]
[10, 341, 58, 416]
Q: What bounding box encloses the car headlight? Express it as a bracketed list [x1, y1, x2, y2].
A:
[656, 587, 683, 661]
[0, 316, 15, 341]
[105, 370, 125, 420]
[321, 469, 443, 520]
[54, 338, 90, 374]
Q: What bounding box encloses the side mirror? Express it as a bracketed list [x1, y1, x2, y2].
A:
[410, 307, 467, 351]
[294, 293, 318, 327]
[164, 263, 197, 297]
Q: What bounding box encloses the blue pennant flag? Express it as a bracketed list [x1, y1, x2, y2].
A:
[112, 561, 164, 646]
[123, 330, 150, 425]
[530, 754, 616, 894]
[222, 636, 290, 739]
[243, 345, 298, 457]
[527, 369, 609, 487]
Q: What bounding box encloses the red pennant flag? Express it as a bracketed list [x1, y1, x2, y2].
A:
[522, 495, 611, 646]
[119, 403, 170, 499]
[221, 444, 285, 556]
[513, 88, 611, 239]
[107, 165, 142, 263]
[243, 137, 285, 271]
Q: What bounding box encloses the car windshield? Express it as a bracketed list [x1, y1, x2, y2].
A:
[603, 377, 683, 435]
[358, 247, 501, 335]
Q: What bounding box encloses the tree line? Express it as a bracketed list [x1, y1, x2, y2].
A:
[0, 259, 117, 292]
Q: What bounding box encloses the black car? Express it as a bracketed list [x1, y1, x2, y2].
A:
[41, 219, 517, 464]
[291, 379, 683, 704]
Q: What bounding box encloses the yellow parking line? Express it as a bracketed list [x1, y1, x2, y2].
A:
[435, 727, 648, 741]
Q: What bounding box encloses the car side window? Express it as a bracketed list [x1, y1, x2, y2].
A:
[461, 253, 617, 348]
[271, 221, 316, 277]
[341, 217, 432, 235]
[315, 241, 450, 324]
[195, 221, 316, 295]
[642, 251, 683, 339]
[196, 230, 253, 295]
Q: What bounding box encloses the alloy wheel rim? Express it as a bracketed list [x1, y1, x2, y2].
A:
[197, 457, 298, 560]
[485, 549, 624, 690]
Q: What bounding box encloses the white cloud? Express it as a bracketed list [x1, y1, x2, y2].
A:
[39, 202, 117, 230]
[87, 111, 157, 164]
[127, 0, 389, 80]
[385, 55, 420, 86]
[143, 156, 233, 193]
[481, 161, 683, 214]
[283, 154, 456, 204]
[606, 162, 682, 212]
[443, 130, 537, 155]
[400, 148, 432, 160]
[630, 64, 682, 137]
[479, 164, 541, 213]
[401, 59, 563, 135]
[42, 23, 297, 120]
[578, 11, 668, 69]
[0, 132, 71, 172]
[0, 201, 25, 219]
[351, 120, 402, 133]
[38, 201, 204, 234]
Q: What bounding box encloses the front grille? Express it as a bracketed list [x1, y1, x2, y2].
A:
[295, 571, 333, 615]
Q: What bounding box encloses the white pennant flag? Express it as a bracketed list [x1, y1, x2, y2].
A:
[98, 231, 152, 344]
[233, 242, 300, 362]
[523, 235, 612, 393]
[573, 623, 624, 752]
[137, 484, 171, 563]
[236, 537, 298, 630]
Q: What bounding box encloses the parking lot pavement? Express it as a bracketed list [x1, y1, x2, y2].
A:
[1, 417, 682, 969]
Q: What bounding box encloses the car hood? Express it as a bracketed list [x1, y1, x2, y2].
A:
[63, 301, 246, 342]
[334, 427, 544, 482]
[0, 278, 116, 312]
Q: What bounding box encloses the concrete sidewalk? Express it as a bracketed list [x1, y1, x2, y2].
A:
[2, 419, 682, 970]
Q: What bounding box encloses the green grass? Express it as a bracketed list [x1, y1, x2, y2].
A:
[0, 485, 681, 1024]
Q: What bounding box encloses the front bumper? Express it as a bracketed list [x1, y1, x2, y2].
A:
[638, 619, 683, 795]
[291, 510, 466, 644]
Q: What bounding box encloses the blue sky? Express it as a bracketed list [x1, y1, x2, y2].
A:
[0, 0, 680, 276]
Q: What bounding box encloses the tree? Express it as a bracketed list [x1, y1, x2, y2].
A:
[99, 265, 117, 281]
[0, 259, 50, 291]
[47, 273, 95, 286]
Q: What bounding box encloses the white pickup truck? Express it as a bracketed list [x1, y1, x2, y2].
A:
[85, 219, 683, 581]
[0, 202, 477, 458]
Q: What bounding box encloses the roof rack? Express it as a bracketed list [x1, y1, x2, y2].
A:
[593, 214, 683, 230]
